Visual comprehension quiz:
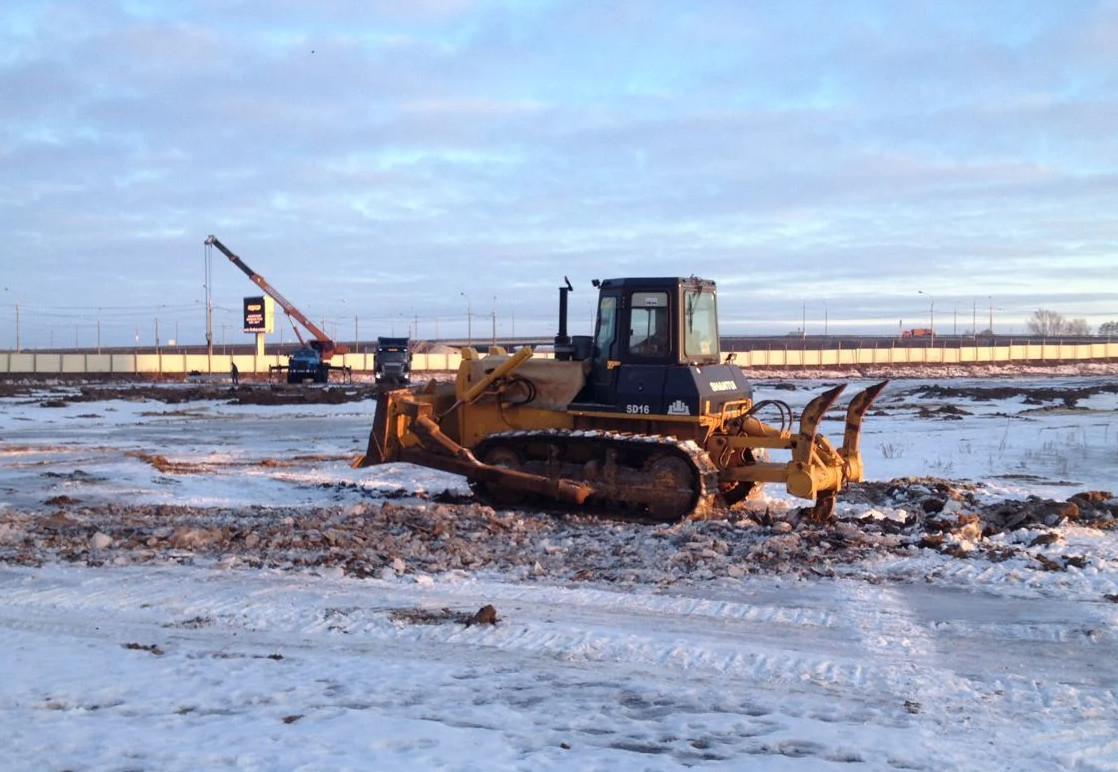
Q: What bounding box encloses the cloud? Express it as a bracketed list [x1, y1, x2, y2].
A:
[1, 0, 1117, 348]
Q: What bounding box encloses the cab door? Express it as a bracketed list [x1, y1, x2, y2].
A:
[588, 292, 620, 404]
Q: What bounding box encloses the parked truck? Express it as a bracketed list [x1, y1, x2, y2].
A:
[374, 337, 411, 385]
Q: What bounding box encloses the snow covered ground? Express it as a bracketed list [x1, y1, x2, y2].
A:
[1, 372, 1117, 771]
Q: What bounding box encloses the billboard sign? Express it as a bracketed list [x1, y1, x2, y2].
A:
[243, 296, 275, 333]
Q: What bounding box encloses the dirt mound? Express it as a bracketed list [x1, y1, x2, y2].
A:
[226, 385, 378, 406]
[1, 478, 1113, 583]
[912, 382, 1118, 407]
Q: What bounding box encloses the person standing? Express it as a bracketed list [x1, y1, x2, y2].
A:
[230, 362, 239, 385]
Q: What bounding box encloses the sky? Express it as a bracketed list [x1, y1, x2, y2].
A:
[3, 0, 1118, 350]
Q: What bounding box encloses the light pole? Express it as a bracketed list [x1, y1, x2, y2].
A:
[823, 301, 829, 337]
[918, 290, 935, 335]
[460, 291, 472, 346]
[203, 240, 214, 359]
[3, 287, 20, 352]
[491, 295, 497, 344]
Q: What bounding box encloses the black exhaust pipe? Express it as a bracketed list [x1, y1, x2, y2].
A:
[554, 276, 574, 360]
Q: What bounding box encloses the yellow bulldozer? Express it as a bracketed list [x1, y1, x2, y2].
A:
[355, 277, 886, 521]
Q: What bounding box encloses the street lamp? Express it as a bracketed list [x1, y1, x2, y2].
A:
[2, 287, 20, 352]
[918, 290, 935, 335]
[202, 239, 214, 359]
[460, 291, 472, 346]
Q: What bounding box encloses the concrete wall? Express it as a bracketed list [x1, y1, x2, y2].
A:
[1, 342, 1115, 376]
[727, 341, 1118, 368]
[0, 350, 472, 376]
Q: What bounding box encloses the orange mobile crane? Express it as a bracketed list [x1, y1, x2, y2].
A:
[204, 235, 351, 383]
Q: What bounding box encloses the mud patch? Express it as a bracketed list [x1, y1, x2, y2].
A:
[917, 404, 971, 419]
[913, 382, 1118, 407]
[3, 381, 382, 406]
[390, 604, 499, 627]
[1, 480, 1114, 582]
[127, 452, 212, 474]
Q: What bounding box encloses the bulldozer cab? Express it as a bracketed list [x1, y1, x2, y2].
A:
[592, 277, 720, 365]
[582, 277, 724, 406]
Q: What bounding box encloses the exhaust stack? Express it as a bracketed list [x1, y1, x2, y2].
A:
[554, 276, 575, 360]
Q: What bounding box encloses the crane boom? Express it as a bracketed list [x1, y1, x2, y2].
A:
[204, 235, 348, 359]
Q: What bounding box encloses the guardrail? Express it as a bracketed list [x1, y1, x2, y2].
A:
[0, 340, 1115, 376]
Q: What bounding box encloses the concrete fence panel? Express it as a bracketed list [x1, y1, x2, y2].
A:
[1, 341, 1116, 376]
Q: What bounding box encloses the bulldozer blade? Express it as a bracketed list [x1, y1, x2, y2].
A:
[351, 390, 396, 468]
[361, 400, 596, 507]
[841, 380, 889, 457]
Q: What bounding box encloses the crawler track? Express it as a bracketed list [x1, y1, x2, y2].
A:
[468, 429, 720, 522]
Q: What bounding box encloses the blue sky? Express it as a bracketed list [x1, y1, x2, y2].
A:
[3, 0, 1117, 349]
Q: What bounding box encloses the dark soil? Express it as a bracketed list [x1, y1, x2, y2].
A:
[1, 381, 383, 406]
[912, 382, 1118, 407]
[1, 478, 1113, 583]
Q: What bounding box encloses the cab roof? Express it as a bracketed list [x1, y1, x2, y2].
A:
[594, 277, 716, 292]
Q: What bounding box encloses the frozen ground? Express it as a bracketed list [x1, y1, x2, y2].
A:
[1, 369, 1117, 771]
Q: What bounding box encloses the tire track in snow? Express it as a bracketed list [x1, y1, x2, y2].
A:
[0, 565, 925, 770]
[4, 565, 1117, 770]
[834, 581, 991, 768]
[835, 580, 1118, 770]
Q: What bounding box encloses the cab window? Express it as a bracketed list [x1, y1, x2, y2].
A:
[594, 294, 618, 359]
[683, 289, 719, 359]
[629, 291, 669, 356]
